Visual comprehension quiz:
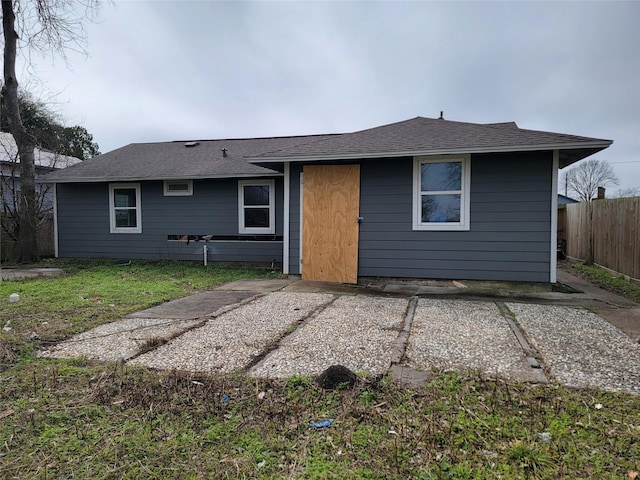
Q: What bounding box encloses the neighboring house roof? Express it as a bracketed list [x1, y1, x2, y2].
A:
[558, 194, 579, 204]
[0, 132, 82, 170]
[43, 116, 612, 183]
[248, 117, 612, 168]
[44, 134, 338, 183]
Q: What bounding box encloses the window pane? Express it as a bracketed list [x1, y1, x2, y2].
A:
[115, 208, 137, 228]
[114, 189, 136, 207]
[421, 162, 461, 191]
[421, 194, 461, 223]
[244, 208, 270, 228]
[244, 185, 270, 206]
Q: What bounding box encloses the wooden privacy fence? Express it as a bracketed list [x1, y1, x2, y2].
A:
[0, 213, 55, 261]
[565, 197, 639, 279]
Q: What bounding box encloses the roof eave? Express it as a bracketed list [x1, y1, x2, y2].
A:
[246, 141, 613, 163]
[44, 171, 284, 184]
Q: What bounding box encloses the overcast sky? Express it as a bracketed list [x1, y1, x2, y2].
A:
[17, 0, 640, 194]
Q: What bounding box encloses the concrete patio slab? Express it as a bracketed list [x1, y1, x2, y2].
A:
[35, 270, 640, 394]
[508, 303, 640, 394]
[282, 280, 366, 295]
[216, 278, 296, 292]
[405, 299, 544, 383]
[1, 267, 63, 281]
[130, 292, 334, 373]
[250, 295, 408, 379]
[390, 365, 431, 387]
[556, 268, 640, 341]
[127, 290, 258, 319]
[39, 317, 203, 362]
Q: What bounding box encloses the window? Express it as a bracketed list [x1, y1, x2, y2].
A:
[164, 179, 193, 196]
[413, 155, 470, 231]
[109, 183, 142, 233]
[238, 179, 275, 234]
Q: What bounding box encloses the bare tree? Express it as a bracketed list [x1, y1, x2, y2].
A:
[1, 0, 97, 263]
[564, 158, 619, 202]
[614, 186, 640, 198]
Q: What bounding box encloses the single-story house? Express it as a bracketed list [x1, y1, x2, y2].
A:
[557, 194, 578, 205]
[43, 116, 611, 284]
[0, 132, 81, 211]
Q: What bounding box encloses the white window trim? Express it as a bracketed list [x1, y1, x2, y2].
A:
[299, 172, 304, 273]
[282, 162, 290, 274]
[550, 150, 559, 283]
[412, 155, 471, 231]
[238, 179, 275, 234]
[109, 183, 142, 234]
[163, 179, 193, 196]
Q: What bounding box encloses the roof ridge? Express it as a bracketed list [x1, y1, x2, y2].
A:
[484, 121, 519, 129]
[168, 133, 342, 145]
[114, 133, 343, 149]
[511, 125, 606, 141]
[345, 116, 520, 132]
[242, 133, 345, 158]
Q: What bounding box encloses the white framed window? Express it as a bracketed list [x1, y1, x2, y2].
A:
[238, 179, 275, 234]
[412, 155, 471, 231]
[163, 179, 193, 196]
[109, 183, 142, 233]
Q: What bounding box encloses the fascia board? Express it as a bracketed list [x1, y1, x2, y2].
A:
[246, 141, 613, 163]
[45, 172, 284, 184]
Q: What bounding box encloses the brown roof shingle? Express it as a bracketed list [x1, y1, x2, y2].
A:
[44, 116, 611, 182]
[249, 117, 611, 166]
[44, 134, 337, 182]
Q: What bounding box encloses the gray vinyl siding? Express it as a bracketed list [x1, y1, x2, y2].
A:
[288, 152, 553, 282]
[288, 163, 303, 274]
[56, 177, 284, 263]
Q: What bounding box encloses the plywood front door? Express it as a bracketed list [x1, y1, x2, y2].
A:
[302, 164, 360, 283]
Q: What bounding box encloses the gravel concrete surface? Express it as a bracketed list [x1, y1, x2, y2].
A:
[38, 290, 259, 362]
[405, 299, 541, 382]
[507, 303, 640, 394]
[37, 282, 640, 395]
[39, 317, 203, 362]
[250, 295, 408, 378]
[129, 292, 333, 373]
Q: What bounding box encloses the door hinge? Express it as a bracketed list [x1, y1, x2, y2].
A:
[300, 258, 304, 264]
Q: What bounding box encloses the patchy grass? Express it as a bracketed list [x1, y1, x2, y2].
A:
[1, 364, 638, 479]
[567, 261, 640, 303]
[0, 259, 638, 478]
[0, 259, 278, 365]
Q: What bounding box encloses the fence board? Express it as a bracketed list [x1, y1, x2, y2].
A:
[565, 197, 640, 279]
[557, 206, 567, 240]
[1, 213, 54, 261]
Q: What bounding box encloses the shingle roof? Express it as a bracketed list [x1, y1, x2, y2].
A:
[44, 134, 337, 182]
[44, 116, 611, 182]
[247, 117, 611, 167]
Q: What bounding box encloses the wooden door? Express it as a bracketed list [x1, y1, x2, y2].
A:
[302, 164, 360, 283]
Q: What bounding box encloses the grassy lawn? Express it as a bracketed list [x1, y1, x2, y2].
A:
[0, 259, 276, 359]
[1, 259, 639, 479]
